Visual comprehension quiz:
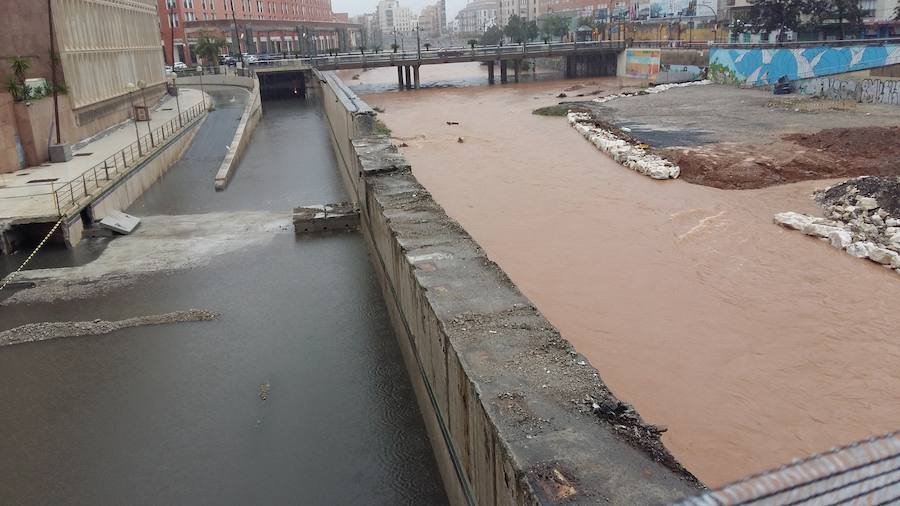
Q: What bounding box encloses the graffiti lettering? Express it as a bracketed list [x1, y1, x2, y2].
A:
[797, 77, 900, 106]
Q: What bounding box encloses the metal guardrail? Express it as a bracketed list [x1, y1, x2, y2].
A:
[52, 102, 206, 216]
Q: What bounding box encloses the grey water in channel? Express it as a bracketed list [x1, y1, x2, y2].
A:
[0, 87, 447, 504]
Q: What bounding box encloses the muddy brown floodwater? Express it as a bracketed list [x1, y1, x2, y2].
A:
[350, 63, 900, 487]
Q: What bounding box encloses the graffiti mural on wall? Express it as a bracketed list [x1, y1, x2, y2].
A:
[709, 44, 900, 86]
[797, 77, 900, 105]
[624, 48, 661, 80]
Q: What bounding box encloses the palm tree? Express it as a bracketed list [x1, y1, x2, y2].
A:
[390, 43, 400, 53]
[7, 57, 30, 101]
[194, 30, 227, 69]
[424, 42, 432, 51]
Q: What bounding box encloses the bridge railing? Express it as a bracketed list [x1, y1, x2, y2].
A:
[261, 41, 626, 70]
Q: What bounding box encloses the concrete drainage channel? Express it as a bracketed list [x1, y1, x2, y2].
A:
[312, 70, 701, 504]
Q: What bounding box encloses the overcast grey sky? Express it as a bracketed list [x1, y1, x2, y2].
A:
[332, 0, 468, 19]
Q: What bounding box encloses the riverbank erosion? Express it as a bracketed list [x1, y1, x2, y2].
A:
[582, 85, 900, 189]
[359, 77, 900, 487]
[315, 71, 700, 504]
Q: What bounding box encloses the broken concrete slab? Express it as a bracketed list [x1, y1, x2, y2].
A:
[293, 202, 359, 234]
[99, 211, 141, 235]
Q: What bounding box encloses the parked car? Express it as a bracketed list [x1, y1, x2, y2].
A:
[218, 55, 237, 66]
[173, 61, 188, 71]
[164, 65, 173, 73]
[243, 54, 258, 64]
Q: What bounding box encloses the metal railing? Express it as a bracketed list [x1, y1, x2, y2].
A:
[52, 102, 206, 216]
[260, 40, 627, 70]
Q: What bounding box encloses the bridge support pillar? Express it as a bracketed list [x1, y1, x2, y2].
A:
[565, 56, 575, 79]
[513, 60, 520, 82]
[499, 60, 508, 84]
[404, 66, 412, 90]
[413, 65, 420, 89]
[397, 65, 405, 90]
[487, 60, 495, 85]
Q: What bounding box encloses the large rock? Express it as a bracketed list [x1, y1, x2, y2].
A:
[801, 223, 843, 239]
[857, 197, 879, 210]
[774, 212, 814, 231]
[847, 241, 876, 258]
[868, 246, 899, 265]
[828, 230, 853, 249]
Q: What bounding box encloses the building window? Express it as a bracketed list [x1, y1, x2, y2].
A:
[169, 12, 180, 27]
[183, 0, 193, 8]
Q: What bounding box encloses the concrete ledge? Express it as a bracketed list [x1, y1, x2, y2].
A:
[214, 77, 262, 190]
[315, 72, 702, 504]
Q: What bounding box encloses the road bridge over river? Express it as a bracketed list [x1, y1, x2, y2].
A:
[257, 41, 626, 89]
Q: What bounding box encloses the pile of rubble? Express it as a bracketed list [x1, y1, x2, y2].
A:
[591, 79, 711, 105]
[774, 176, 900, 274]
[567, 112, 680, 179]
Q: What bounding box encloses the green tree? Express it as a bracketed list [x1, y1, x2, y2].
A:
[424, 42, 432, 51]
[194, 30, 227, 67]
[747, 0, 806, 41]
[525, 20, 540, 41]
[390, 42, 400, 53]
[481, 25, 503, 45]
[504, 14, 526, 42]
[806, 0, 864, 39]
[358, 45, 366, 55]
[541, 15, 570, 40]
[467, 39, 478, 49]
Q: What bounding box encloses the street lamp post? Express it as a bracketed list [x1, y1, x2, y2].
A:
[198, 66, 207, 109]
[126, 83, 142, 157]
[172, 76, 182, 127]
[416, 24, 422, 61]
[137, 80, 153, 147]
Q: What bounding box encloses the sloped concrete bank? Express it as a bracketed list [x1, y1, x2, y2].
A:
[186, 75, 264, 190]
[313, 70, 700, 504]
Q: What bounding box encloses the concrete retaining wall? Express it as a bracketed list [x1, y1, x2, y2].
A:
[63, 114, 206, 246]
[214, 77, 262, 190]
[710, 44, 900, 87]
[796, 74, 900, 106]
[314, 70, 701, 505]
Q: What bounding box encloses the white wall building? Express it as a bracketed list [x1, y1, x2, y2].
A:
[456, 0, 500, 34]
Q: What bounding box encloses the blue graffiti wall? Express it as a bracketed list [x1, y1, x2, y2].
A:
[709, 44, 900, 86]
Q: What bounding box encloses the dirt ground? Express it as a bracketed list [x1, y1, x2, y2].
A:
[586, 85, 900, 190]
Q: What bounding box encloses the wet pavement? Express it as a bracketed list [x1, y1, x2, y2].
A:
[0, 88, 446, 504]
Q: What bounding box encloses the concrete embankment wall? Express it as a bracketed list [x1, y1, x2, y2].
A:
[213, 77, 262, 190]
[709, 44, 900, 87]
[313, 70, 700, 505]
[60, 113, 206, 246]
[795, 73, 900, 106]
[175, 74, 263, 190]
[616, 49, 706, 84]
